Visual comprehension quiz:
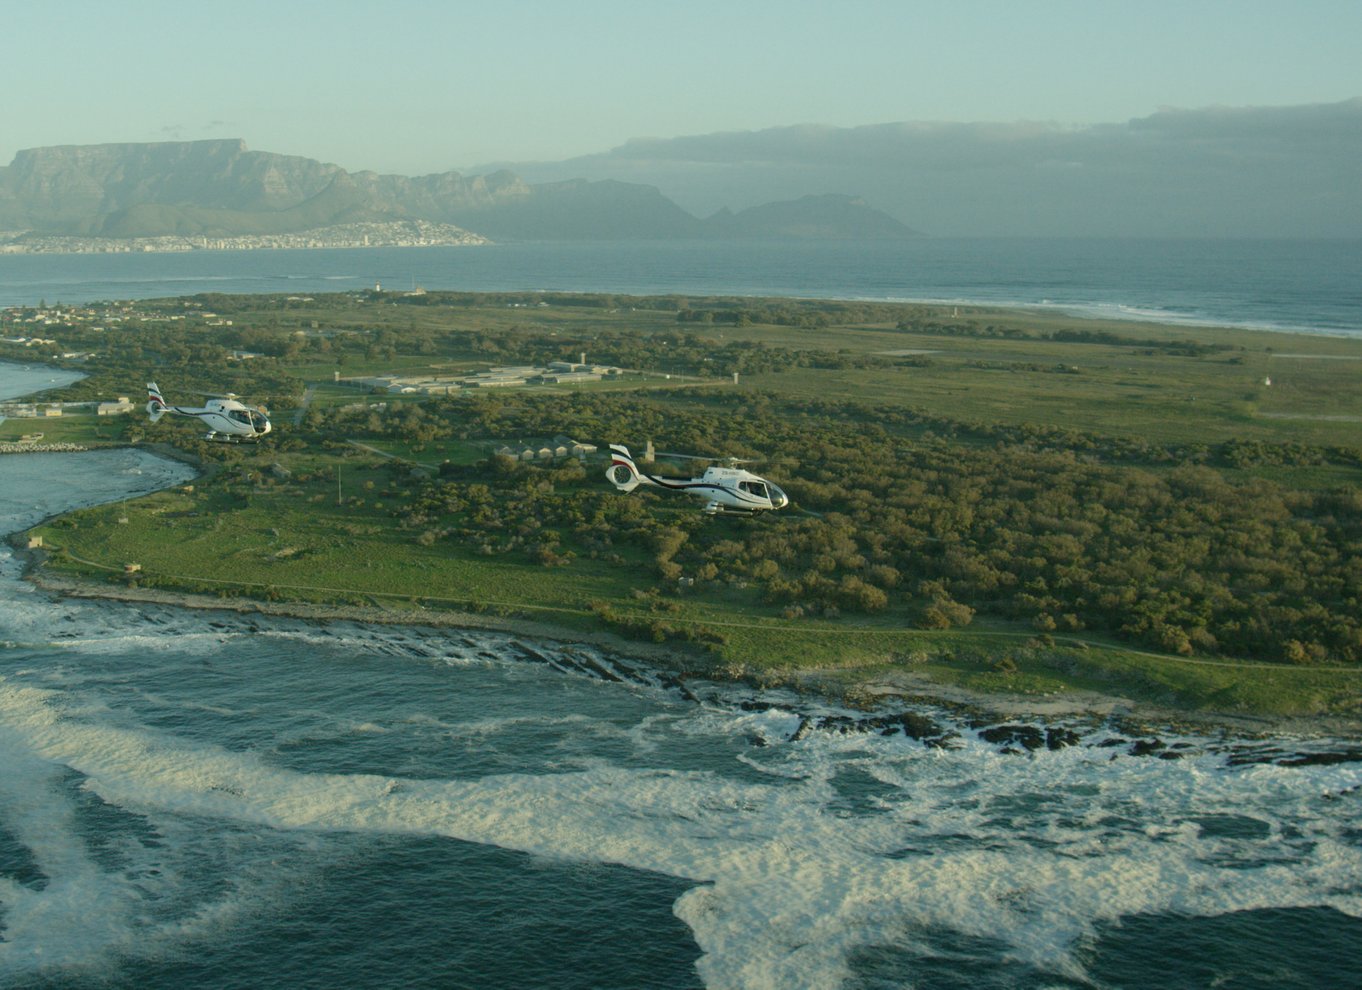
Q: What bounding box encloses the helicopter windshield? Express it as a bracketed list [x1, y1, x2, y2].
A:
[227, 408, 268, 433]
[738, 480, 788, 507]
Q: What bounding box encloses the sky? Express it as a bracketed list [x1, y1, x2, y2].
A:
[5, 0, 1362, 176]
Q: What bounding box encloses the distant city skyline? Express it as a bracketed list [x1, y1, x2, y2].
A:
[6, 0, 1361, 176]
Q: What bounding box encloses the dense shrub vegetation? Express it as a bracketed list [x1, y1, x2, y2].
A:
[315, 388, 1362, 665]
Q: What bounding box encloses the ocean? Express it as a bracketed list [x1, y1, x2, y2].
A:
[2, 238, 1360, 336]
[2, 243, 1362, 989]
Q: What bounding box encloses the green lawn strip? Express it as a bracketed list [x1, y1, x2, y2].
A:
[32, 489, 635, 620]
[0, 414, 131, 444]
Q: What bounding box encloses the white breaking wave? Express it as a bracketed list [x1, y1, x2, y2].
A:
[2, 672, 1360, 990]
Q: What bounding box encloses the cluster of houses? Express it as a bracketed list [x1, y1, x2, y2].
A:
[2, 301, 194, 362]
[493, 436, 598, 462]
[344, 358, 622, 396]
[1, 335, 59, 348]
[2, 300, 219, 337]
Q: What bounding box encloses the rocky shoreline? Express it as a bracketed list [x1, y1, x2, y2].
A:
[21, 564, 713, 675]
[20, 557, 1362, 745]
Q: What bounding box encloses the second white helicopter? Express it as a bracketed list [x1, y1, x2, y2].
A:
[146, 382, 272, 441]
[606, 444, 788, 513]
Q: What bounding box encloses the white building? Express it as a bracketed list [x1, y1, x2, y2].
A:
[97, 398, 135, 416]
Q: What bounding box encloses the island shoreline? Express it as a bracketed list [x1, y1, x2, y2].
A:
[16, 532, 1360, 742]
[5, 297, 1361, 743]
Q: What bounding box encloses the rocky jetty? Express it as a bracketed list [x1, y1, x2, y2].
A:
[0, 441, 89, 454]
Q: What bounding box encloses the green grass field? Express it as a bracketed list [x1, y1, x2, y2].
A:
[0, 413, 132, 444]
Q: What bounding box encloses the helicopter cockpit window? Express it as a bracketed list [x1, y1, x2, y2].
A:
[740, 481, 768, 499]
[225, 408, 267, 431]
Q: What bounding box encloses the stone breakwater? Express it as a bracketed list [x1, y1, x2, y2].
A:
[0, 442, 89, 454]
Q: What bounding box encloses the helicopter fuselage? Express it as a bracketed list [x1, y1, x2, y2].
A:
[607, 444, 788, 513]
[146, 382, 271, 440]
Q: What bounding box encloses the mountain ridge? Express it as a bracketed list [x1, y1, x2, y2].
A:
[487, 99, 1362, 238]
[0, 139, 918, 242]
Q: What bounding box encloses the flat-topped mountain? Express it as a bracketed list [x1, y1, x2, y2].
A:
[0, 139, 917, 242]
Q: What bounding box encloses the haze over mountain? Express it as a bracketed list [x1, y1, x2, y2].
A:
[494, 99, 1362, 238]
[2, 99, 1356, 242]
[0, 139, 915, 243]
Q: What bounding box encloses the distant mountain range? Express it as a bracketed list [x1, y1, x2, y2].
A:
[0, 139, 916, 243]
[492, 99, 1362, 238]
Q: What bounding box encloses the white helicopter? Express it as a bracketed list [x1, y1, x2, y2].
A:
[146, 381, 272, 442]
[606, 444, 789, 513]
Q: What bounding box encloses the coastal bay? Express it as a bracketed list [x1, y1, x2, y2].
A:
[3, 238, 1359, 334]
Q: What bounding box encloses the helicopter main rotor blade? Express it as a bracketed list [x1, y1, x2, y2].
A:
[654, 451, 710, 461]
[656, 451, 760, 465]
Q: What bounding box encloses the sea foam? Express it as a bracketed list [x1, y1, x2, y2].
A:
[2, 667, 1360, 988]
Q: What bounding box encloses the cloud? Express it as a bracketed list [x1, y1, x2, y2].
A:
[1130, 98, 1362, 143]
[609, 100, 1362, 171]
[612, 120, 1092, 170]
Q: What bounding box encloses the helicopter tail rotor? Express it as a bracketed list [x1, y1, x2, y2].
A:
[146, 381, 167, 423]
[606, 444, 642, 493]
